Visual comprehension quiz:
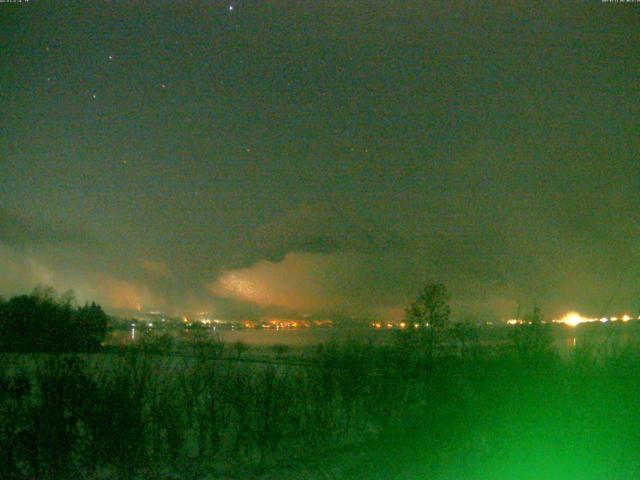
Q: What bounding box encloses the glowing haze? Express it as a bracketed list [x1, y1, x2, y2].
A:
[1, 2, 638, 322]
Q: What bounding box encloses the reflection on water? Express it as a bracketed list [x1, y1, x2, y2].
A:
[109, 324, 640, 354]
[110, 327, 383, 347]
[213, 328, 336, 346]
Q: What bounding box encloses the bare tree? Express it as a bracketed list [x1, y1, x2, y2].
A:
[404, 283, 452, 361]
[405, 283, 451, 329]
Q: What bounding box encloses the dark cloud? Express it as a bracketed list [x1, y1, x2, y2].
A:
[0, 209, 101, 249]
[237, 203, 406, 266]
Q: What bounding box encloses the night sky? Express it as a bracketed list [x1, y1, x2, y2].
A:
[1, 1, 638, 322]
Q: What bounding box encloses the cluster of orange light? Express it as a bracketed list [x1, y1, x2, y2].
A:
[262, 318, 312, 329]
[313, 319, 334, 328]
[372, 322, 421, 329]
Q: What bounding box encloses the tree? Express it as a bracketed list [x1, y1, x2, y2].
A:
[452, 319, 479, 359]
[402, 283, 452, 362]
[75, 302, 109, 351]
[405, 283, 451, 329]
[0, 288, 109, 352]
[32, 284, 58, 302]
[59, 289, 77, 308]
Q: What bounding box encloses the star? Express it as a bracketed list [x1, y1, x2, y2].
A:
[108, 55, 114, 61]
[228, 4, 234, 11]
[91, 93, 97, 99]
[161, 83, 167, 89]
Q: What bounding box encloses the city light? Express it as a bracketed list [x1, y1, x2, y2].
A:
[506, 312, 637, 328]
[553, 312, 635, 328]
[559, 312, 588, 328]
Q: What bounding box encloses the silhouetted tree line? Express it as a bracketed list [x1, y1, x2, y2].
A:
[401, 283, 554, 364]
[0, 286, 108, 352]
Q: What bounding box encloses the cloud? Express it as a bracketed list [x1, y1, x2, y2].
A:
[211, 252, 340, 312]
[203, 203, 417, 318]
[209, 247, 419, 320]
[234, 202, 405, 267]
[0, 209, 100, 249]
[140, 259, 171, 278]
[0, 209, 170, 312]
[0, 245, 55, 296]
[0, 241, 168, 312]
[84, 274, 165, 312]
[206, 186, 627, 321]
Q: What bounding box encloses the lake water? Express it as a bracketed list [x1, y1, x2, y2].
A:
[111, 323, 640, 357]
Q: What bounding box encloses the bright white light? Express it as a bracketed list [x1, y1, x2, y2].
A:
[551, 311, 629, 328]
[553, 312, 599, 327]
[560, 312, 586, 328]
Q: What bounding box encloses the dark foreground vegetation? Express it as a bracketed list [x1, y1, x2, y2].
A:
[2, 328, 640, 479]
[0, 287, 108, 353]
[2, 286, 640, 479]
